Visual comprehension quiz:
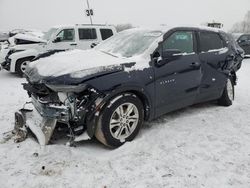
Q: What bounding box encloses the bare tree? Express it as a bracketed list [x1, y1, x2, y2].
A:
[231, 11, 250, 33]
[115, 23, 134, 32]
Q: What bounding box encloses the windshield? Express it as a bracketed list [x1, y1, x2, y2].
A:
[95, 29, 163, 58]
[231, 33, 242, 41]
[42, 28, 58, 41]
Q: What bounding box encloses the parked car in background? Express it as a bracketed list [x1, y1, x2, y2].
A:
[232, 33, 250, 56]
[13, 26, 244, 148]
[9, 29, 44, 38]
[0, 32, 9, 42]
[0, 24, 116, 76]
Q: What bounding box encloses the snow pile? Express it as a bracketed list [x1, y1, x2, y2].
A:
[13, 33, 46, 43]
[0, 59, 250, 187]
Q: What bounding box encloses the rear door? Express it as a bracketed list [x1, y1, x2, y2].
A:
[77, 28, 99, 50]
[196, 31, 229, 103]
[154, 30, 202, 116]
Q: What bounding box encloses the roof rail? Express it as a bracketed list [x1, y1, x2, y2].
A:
[75, 24, 114, 27]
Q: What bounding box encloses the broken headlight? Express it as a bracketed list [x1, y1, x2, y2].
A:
[45, 84, 88, 93]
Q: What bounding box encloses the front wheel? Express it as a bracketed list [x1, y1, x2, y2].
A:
[218, 78, 234, 106]
[95, 94, 144, 148]
[16, 58, 32, 77]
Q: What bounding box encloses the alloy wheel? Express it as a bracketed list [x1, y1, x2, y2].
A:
[109, 103, 139, 140]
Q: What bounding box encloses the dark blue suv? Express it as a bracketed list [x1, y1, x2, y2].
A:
[14, 26, 244, 148]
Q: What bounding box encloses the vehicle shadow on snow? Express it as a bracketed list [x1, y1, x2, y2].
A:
[0, 70, 21, 78]
[49, 101, 220, 150]
[145, 101, 219, 127]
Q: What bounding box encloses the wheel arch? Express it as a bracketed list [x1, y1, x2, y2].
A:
[102, 85, 153, 121]
[230, 70, 237, 85]
[86, 85, 154, 138]
[9, 49, 38, 72]
[15, 56, 35, 72]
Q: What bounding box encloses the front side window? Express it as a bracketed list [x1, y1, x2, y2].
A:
[100, 29, 113, 40]
[163, 31, 194, 54]
[56, 29, 75, 41]
[239, 35, 250, 42]
[199, 32, 224, 52]
[78, 28, 97, 40]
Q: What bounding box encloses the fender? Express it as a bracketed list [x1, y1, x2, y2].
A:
[86, 83, 154, 138]
[0, 48, 9, 64]
[9, 49, 40, 72]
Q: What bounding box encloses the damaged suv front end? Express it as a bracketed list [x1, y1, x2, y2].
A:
[15, 75, 109, 145]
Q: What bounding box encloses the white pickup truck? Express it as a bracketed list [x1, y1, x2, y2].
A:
[0, 24, 116, 76]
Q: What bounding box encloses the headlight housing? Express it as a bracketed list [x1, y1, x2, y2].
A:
[45, 84, 88, 93]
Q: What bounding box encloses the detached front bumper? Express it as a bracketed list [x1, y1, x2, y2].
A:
[15, 107, 57, 146]
[14, 96, 70, 146]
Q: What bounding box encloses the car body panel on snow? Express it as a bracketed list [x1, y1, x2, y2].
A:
[13, 26, 244, 147]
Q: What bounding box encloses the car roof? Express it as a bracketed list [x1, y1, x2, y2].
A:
[132, 25, 224, 34]
[51, 24, 115, 29]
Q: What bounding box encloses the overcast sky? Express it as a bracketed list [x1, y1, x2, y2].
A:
[0, 0, 249, 32]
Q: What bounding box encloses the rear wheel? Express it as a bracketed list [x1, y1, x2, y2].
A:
[218, 78, 234, 106]
[95, 94, 144, 148]
[16, 58, 33, 77]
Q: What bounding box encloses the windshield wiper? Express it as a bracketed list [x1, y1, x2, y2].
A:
[100, 50, 118, 58]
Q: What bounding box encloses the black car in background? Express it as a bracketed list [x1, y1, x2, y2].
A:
[15, 27, 244, 148]
[233, 33, 250, 55]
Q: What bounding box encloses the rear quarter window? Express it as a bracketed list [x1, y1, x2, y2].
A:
[100, 29, 113, 40]
[199, 32, 225, 52]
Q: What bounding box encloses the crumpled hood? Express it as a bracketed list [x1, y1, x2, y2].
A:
[13, 33, 46, 44]
[26, 49, 136, 84]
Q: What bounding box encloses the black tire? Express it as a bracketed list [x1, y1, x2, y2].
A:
[95, 93, 144, 148]
[15, 57, 33, 77]
[218, 78, 234, 106]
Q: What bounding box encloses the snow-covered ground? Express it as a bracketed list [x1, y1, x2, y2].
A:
[0, 59, 250, 188]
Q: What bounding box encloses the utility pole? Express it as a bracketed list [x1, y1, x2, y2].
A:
[86, 0, 93, 25]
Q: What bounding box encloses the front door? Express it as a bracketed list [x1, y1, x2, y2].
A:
[49, 28, 77, 50]
[154, 30, 202, 117]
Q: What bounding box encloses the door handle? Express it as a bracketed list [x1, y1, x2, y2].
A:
[70, 43, 77, 46]
[190, 62, 201, 68]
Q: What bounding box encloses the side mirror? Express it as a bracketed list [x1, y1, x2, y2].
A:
[162, 49, 182, 59]
[53, 37, 61, 43]
[155, 49, 182, 67]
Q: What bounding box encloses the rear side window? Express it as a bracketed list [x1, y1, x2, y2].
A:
[100, 29, 113, 40]
[199, 32, 224, 52]
[78, 28, 97, 40]
[163, 31, 194, 53]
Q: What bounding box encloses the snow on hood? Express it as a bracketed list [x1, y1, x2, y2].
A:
[28, 49, 136, 78]
[14, 33, 46, 43]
